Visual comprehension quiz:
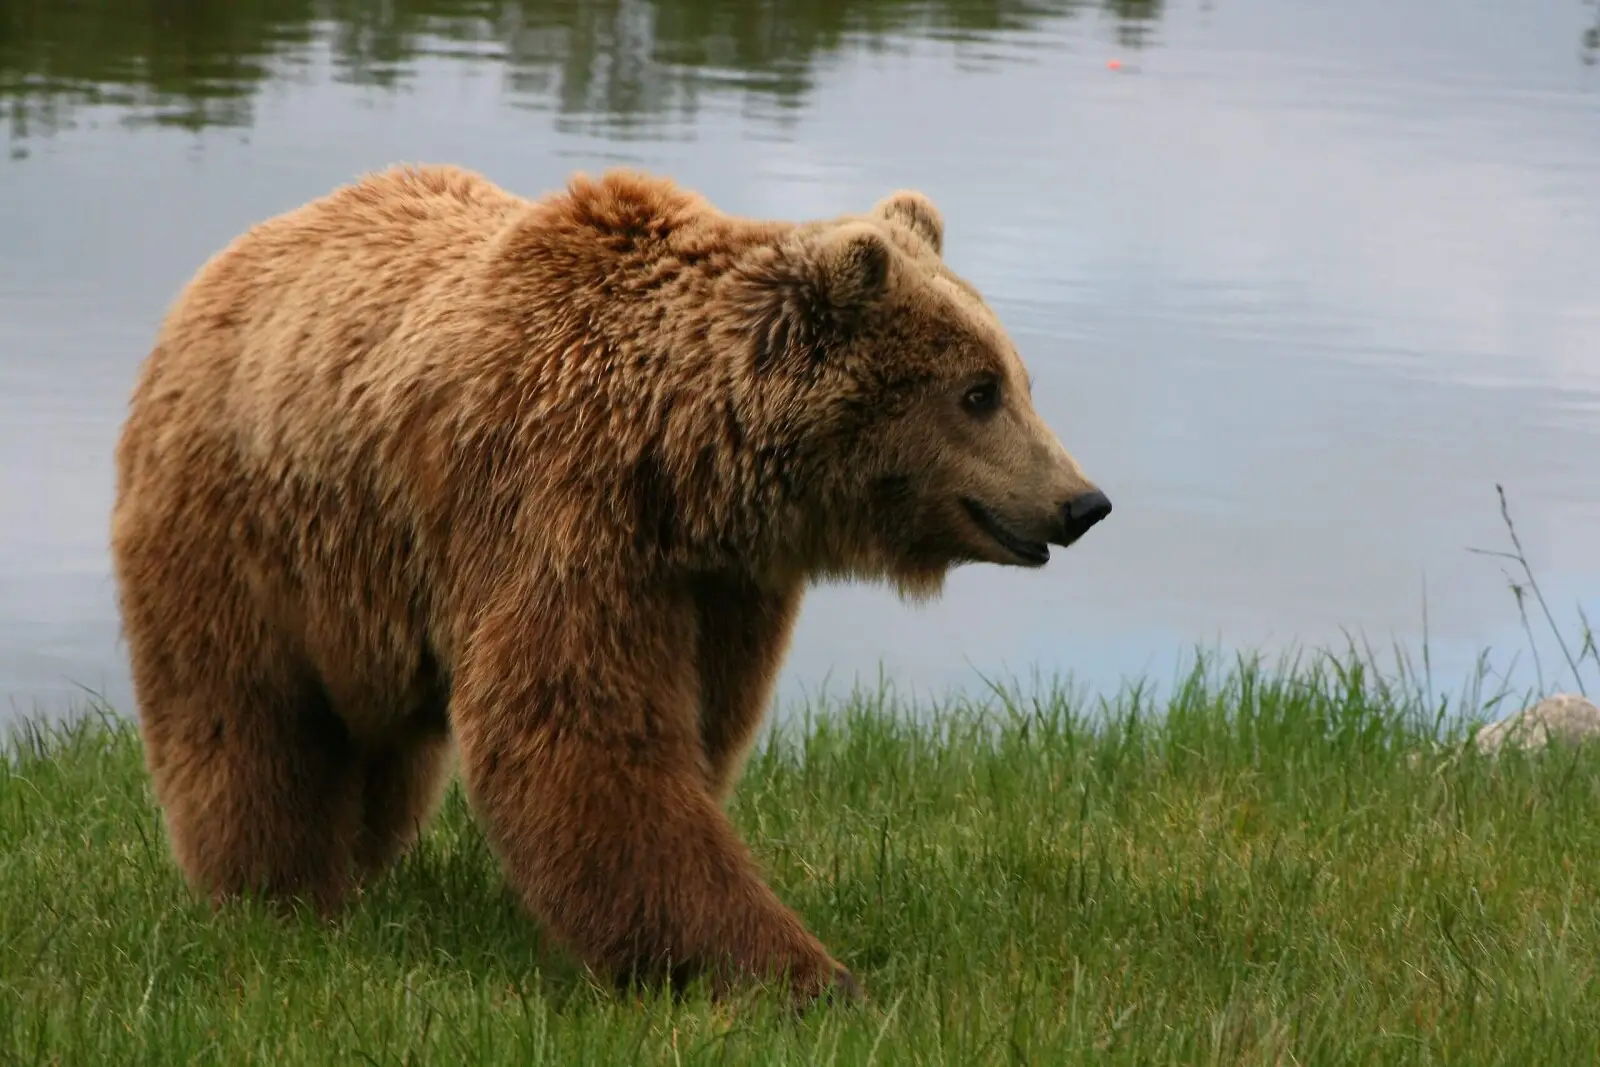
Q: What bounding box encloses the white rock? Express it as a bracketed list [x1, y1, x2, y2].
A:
[1474, 692, 1600, 755]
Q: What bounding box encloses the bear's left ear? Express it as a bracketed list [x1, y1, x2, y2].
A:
[873, 190, 943, 256]
[813, 222, 892, 313]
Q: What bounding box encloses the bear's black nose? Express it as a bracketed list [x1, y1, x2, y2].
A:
[1061, 489, 1112, 542]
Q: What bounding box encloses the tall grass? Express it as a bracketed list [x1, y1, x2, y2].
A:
[5, 650, 1600, 1064]
[1468, 483, 1598, 699]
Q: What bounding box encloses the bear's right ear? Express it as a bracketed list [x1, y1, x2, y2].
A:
[873, 190, 944, 256]
[811, 222, 892, 314]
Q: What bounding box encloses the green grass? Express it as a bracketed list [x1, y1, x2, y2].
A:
[5, 653, 1600, 1064]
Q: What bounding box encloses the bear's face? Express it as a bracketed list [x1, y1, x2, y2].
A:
[737, 192, 1110, 595]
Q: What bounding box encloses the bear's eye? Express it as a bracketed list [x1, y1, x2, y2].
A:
[961, 380, 1001, 416]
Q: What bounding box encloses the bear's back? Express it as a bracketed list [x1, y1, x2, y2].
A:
[124, 167, 529, 476]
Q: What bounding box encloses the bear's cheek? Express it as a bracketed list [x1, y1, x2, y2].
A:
[861, 477, 973, 563]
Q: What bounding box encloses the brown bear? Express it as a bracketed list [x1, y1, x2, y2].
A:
[109, 164, 1111, 1002]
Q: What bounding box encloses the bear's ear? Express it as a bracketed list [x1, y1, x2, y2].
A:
[740, 225, 892, 375]
[813, 222, 893, 313]
[873, 190, 943, 256]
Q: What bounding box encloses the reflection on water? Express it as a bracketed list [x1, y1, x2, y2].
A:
[2, 0, 1168, 144]
[1, 0, 1597, 720]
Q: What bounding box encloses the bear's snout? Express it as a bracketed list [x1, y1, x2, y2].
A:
[1055, 489, 1112, 546]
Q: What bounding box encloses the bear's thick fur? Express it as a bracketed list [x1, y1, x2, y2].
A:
[110, 165, 1108, 1000]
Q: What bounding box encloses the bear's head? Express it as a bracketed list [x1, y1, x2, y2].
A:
[727, 190, 1110, 598]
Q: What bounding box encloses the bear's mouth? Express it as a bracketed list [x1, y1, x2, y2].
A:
[960, 498, 1050, 567]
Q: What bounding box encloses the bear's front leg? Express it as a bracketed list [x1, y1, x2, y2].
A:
[451, 579, 854, 1002]
[692, 573, 803, 803]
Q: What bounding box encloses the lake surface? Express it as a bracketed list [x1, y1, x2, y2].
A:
[3, 0, 1598, 722]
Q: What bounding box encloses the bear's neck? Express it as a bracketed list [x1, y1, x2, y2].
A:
[478, 205, 822, 580]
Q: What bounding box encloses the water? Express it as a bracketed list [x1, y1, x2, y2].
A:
[2, 0, 1598, 721]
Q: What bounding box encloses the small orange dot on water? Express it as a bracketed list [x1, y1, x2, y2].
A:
[1106, 58, 1123, 70]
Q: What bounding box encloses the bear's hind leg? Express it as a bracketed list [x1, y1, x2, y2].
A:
[352, 728, 455, 882]
[141, 672, 365, 916]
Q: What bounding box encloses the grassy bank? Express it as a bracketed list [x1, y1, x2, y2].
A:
[4, 654, 1600, 1064]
